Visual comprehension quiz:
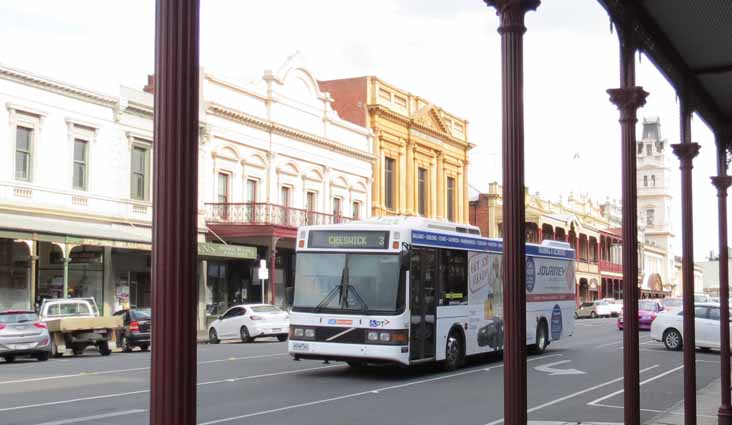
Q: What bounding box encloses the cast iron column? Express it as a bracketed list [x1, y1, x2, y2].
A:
[483, 1, 539, 423]
[672, 96, 701, 425]
[607, 24, 647, 425]
[712, 129, 732, 425]
[151, 1, 200, 424]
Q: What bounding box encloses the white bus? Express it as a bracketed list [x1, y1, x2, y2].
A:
[288, 216, 576, 370]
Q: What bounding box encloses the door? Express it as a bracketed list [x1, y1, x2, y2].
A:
[409, 247, 437, 361]
[693, 306, 713, 348]
[220, 307, 244, 337]
[703, 306, 721, 349]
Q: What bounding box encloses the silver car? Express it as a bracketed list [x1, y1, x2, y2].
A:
[0, 310, 51, 362]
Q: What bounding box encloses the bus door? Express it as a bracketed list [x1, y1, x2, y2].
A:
[409, 247, 436, 360]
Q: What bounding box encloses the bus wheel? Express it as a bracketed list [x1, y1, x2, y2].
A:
[529, 321, 548, 355]
[443, 331, 464, 372]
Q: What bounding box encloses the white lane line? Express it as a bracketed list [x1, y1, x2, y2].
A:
[483, 364, 660, 425]
[0, 364, 338, 413]
[0, 353, 288, 385]
[590, 402, 664, 413]
[32, 409, 147, 425]
[595, 339, 623, 348]
[587, 364, 683, 406]
[197, 354, 564, 425]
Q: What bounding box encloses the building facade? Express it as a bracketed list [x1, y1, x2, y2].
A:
[319, 77, 472, 223]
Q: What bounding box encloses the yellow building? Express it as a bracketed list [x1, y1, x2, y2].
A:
[319, 77, 472, 223]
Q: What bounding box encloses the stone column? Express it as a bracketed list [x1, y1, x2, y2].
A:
[607, 22, 647, 425]
[436, 152, 445, 219]
[405, 139, 415, 215]
[457, 166, 464, 223]
[672, 96, 701, 425]
[150, 1, 200, 423]
[430, 154, 437, 217]
[483, 1, 539, 423]
[463, 159, 470, 223]
[372, 134, 382, 214]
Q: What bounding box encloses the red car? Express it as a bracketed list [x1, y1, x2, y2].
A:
[617, 300, 664, 331]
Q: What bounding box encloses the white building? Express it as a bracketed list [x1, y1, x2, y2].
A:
[0, 57, 374, 330]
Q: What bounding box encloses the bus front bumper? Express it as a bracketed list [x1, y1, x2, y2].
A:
[288, 340, 409, 365]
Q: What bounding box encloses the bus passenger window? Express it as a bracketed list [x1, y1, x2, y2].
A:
[441, 250, 467, 305]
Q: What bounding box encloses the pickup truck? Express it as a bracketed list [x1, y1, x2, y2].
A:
[39, 298, 123, 357]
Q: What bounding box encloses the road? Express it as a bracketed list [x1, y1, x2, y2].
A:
[0, 318, 722, 425]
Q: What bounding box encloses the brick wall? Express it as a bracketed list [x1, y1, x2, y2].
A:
[469, 193, 490, 237]
[318, 77, 368, 127]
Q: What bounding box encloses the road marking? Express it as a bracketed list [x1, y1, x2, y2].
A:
[483, 364, 660, 425]
[594, 339, 623, 348]
[587, 364, 683, 406]
[197, 354, 563, 425]
[0, 364, 338, 412]
[0, 353, 288, 385]
[590, 402, 664, 413]
[533, 360, 585, 376]
[32, 409, 147, 425]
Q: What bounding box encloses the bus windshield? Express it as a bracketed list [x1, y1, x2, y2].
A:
[293, 253, 402, 315]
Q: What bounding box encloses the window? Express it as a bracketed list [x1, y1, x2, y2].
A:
[131, 146, 150, 201]
[646, 209, 655, 226]
[73, 139, 88, 190]
[694, 306, 708, 319]
[708, 307, 720, 321]
[352, 201, 361, 220]
[217, 173, 229, 203]
[646, 144, 652, 156]
[245, 179, 257, 203]
[418, 168, 427, 216]
[306, 191, 316, 211]
[651, 175, 656, 187]
[332, 197, 342, 217]
[384, 157, 395, 210]
[281, 186, 290, 207]
[643, 175, 648, 187]
[638, 143, 644, 155]
[15, 126, 33, 181]
[447, 177, 455, 221]
[440, 250, 467, 305]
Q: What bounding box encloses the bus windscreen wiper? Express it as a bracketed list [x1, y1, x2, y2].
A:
[345, 284, 369, 312]
[314, 266, 347, 312]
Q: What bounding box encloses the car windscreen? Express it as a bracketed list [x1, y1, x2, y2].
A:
[0, 312, 38, 323]
[250, 306, 281, 313]
[131, 310, 152, 321]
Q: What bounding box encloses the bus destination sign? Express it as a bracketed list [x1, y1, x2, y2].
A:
[308, 231, 390, 249]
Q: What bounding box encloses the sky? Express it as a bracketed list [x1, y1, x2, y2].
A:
[0, 0, 726, 260]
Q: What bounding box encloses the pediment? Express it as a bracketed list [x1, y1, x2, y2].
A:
[413, 105, 449, 135]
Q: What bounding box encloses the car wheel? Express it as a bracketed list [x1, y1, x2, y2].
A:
[121, 336, 132, 353]
[209, 328, 220, 344]
[98, 342, 112, 356]
[3, 355, 15, 363]
[590, 311, 597, 319]
[139, 344, 150, 352]
[277, 334, 288, 342]
[663, 329, 682, 351]
[443, 331, 464, 372]
[240, 326, 253, 343]
[529, 321, 549, 355]
[72, 346, 85, 356]
[35, 352, 49, 362]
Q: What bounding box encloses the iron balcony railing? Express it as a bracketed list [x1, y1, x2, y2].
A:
[598, 260, 623, 273]
[205, 202, 353, 227]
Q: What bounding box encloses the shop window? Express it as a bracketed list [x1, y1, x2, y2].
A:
[73, 139, 88, 190]
[418, 168, 427, 216]
[131, 145, 150, 201]
[440, 250, 467, 305]
[447, 177, 455, 221]
[37, 244, 104, 308]
[15, 126, 33, 181]
[0, 240, 32, 310]
[384, 157, 395, 210]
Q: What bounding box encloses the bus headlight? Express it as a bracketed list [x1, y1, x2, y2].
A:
[367, 331, 379, 341]
[304, 328, 316, 338]
[293, 328, 304, 337]
[365, 330, 408, 345]
[379, 332, 390, 342]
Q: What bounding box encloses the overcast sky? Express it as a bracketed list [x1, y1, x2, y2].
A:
[0, 0, 726, 260]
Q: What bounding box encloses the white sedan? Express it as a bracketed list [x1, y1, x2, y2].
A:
[208, 304, 289, 344]
[650, 302, 730, 351]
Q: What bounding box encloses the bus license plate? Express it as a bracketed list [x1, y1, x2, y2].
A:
[291, 342, 309, 352]
[272, 328, 281, 333]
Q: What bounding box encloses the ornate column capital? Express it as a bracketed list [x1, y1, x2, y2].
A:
[607, 87, 648, 122]
[672, 142, 701, 168]
[711, 175, 732, 195]
[484, 0, 540, 33]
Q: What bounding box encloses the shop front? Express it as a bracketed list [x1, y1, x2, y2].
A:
[36, 242, 105, 310]
[0, 238, 33, 311]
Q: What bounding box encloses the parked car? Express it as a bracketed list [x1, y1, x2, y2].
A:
[617, 300, 664, 330]
[0, 310, 51, 362]
[650, 302, 731, 351]
[39, 298, 122, 357]
[575, 299, 617, 318]
[208, 304, 289, 344]
[113, 308, 151, 352]
[600, 298, 624, 316]
[660, 297, 683, 313]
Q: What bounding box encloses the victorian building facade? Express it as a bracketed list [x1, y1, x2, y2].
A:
[318, 77, 471, 223]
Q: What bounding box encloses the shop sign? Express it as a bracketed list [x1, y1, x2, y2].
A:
[197, 242, 257, 259]
[65, 237, 151, 251]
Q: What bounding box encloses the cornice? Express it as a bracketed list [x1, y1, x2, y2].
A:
[207, 103, 375, 163]
[0, 64, 117, 108]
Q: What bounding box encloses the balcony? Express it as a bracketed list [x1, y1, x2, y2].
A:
[599, 260, 623, 274]
[205, 202, 353, 228]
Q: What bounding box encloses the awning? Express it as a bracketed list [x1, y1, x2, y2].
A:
[0, 212, 151, 244]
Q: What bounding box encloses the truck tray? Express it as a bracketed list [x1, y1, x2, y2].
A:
[45, 316, 123, 333]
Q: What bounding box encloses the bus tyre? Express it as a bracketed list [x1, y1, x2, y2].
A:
[443, 331, 464, 372]
[529, 321, 548, 355]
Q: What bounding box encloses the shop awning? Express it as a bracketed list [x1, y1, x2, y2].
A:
[0, 212, 151, 244]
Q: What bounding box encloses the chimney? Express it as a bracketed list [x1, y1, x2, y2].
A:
[143, 75, 155, 94]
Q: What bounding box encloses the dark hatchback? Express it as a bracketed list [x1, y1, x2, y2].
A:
[113, 309, 151, 352]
